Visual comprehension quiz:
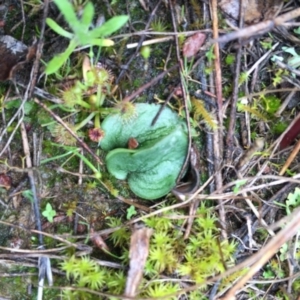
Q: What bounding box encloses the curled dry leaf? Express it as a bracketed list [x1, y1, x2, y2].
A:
[124, 223, 153, 297]
[0, 173, 12, 189]
[183, 32, 206, 58]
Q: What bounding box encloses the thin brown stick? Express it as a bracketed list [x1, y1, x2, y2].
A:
[279, 138, 300, 175]
[121, 64, 177, 102]
[211, 0, 226, 239]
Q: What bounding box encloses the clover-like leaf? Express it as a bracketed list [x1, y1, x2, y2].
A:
[42, 203, 56, 223]
[100, 103, 188, 200]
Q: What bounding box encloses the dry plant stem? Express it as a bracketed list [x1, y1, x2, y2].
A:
[126, 36, 174, 49]
[116, 0, 162, 83]
[16, 83, 62, 104]
[0, 220, 94, 255]
[222, 208, 300, 299]
[33, 98, 103, 166]
[226, 43, 242, 160]
[210, 0, 226, 240]
[168, 0, 192, 181]
[225, 0, 244, 159]
[0, 93, 26, 156]
[275, 90, 296, 116]
[274, 59, 300, 77]
[246, 42, 279, 77]
[215, 7, 300, 44]
[130, 175, 214, 225]
[26, 0, 49, 99]
[20, 125, 50, 300]
[116, 196, 152, 212]
[184, 62, 211, 239]
[115, 29, 216, 39]
[0, 87, 13, 158]
[20, 122, 43, 245]
[211, 0, 223, 131]
[279, 138, 300, 175]
[200, 0, 215, 193]
[121, 64, 177, 102]
[237, 172, 275, 237]
[20, 0, 26, 40]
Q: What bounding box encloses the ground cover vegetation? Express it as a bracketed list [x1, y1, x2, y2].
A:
[1, 0, 300, 299]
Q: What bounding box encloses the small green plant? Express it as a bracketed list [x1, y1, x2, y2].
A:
[260, 94, 281, 114]
[275, 187, 300, 215]
[126, 205, 137, 220]
[225, 53, 235, 65]
[191, 97, 217, 130]
[233, 179, 247, 194]
[45, 0, 128, 74]
[272, 68, 288, 86]
[42, 203, 57, 222]
[238, 71, 250, 85]
[260, 38, 273, 50]
[151, 18, 168, 32]
[60, 255, 110, 298]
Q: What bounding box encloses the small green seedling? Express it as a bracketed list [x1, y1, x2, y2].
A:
[42, 203, 57, 223]
[45, 0, 128, 74]
[233, 179, 247, 194]
[275, 187, 300, 215]
[126, 205, 137, 220]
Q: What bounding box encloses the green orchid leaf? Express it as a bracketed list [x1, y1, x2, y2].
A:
[80, 2, 94, 27]
[45, 40, 77, 75]
[90, 15, 129, 38]
[46, 18, 73, 39]
[100, 103, 188, 200]
[53, 0, 79, 32]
